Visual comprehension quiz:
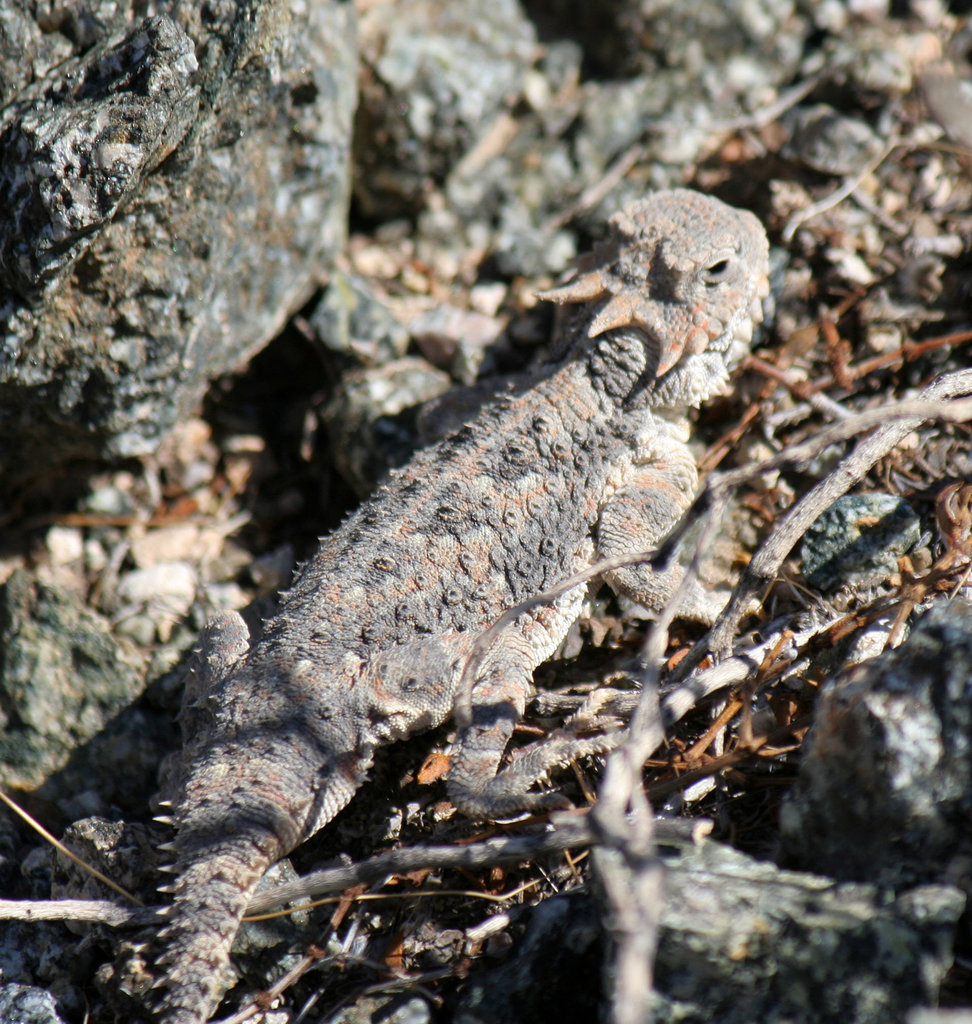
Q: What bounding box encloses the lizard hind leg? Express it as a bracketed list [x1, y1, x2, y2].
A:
[450, 724, 625, 820]
[152, 611, 349, 1023]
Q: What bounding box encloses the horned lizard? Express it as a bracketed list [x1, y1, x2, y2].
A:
[151, 189, 770, 1022]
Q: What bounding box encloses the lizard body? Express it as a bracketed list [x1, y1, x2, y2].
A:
[153, 189, 769, 1022]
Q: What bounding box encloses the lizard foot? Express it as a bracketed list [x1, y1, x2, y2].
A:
[448, 727, 625, 820]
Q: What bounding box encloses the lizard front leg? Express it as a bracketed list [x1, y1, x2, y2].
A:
[598, 439, 724, 624]
[175, 611, 252, 765]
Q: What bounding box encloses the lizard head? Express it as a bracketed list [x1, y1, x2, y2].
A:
[539, 189, 770, 408]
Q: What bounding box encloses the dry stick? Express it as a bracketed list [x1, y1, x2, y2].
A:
[803, 328, 972, 394]
[643, 71, 825, 139]
[543, 143, 649, 232]
[632, 392, 972, 621]
[704, 368, 972, 663]
[0, 817, 709, 928]
[0, 898, 156, 927]
[660, 622, 821, 725]
[591, 655, 666, 1024]
[245, 814, 706, 916]
[781, 136, 902, 242]
[745, 355, 853, 421]
[589, 535, 691, 1024]
[457, 381, 972, 721]
[0, 789, 142, 907]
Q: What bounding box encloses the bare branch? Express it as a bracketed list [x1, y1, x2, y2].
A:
[703, 369, 972, 661]
[245, 814, 705, 916]
[0, 817, 708, 931]
[0, 899, 159, 927]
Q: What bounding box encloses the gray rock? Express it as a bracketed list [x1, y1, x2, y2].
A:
[353, 0, 537, 218]
[231, 859, 312, 964]
[781, 600, 972, 888]
[53, 818, 160, 906]
[0, 570, 142, 790]
[409, 303, 508, 382]
[782, 104, 884, 176]
[800, 493, 920, 591]
[525, 0, 805, 82]
[0, 879, 83, 1017]
[0, 1, 355, 481]
[458, 837, 962, 1024]
[323, 357, 452, 496]
[418, 0, 810, 280]
[0, 984, 67, 1024]
[326, 994, 433, 1024]
[0, 15, 197, 302]
[909, 1011, 972, 1024]
[651, 839, 963, 1024]
[310, 270, 411, 369]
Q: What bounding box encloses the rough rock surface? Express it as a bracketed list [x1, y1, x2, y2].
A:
[781, 600, 972, 888]
[0, 984, 67, 1024]
[353, 0, 537, 218]
[0, 1, 355, 481]
[652, 841, 963, 1024]
[800, 493, 920, 591]
[458, 840, 964, 1024]
[0, 570, 142, 791]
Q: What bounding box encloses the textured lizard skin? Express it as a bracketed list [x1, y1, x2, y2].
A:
[152, 189, 770, 1022]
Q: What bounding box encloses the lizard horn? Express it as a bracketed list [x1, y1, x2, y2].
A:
[586, 295, 637, 339]
[537, 268, 609, 305]
[588, 296, 687, 381]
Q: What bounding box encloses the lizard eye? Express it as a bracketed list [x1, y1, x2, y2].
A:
[702, 258, 731, 284]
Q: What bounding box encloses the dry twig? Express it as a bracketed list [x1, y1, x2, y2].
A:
[703, 368, 972, 661]
[0, 816, 708, 929]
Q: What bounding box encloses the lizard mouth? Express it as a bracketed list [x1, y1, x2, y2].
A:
[713, 309, 757, 368]
[587, 293, 759, 384]
[601, 308, 760, 411]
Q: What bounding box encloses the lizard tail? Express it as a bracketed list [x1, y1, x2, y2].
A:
[153, 835, 281, 1024]
[152, 778, 308, 1024]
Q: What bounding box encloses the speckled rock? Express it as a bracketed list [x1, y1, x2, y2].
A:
[0, 1, 356, 482]
[782, 104, 884, 176]
[323, 357, 452, 496]
[326, 995, 433, 1024]
[53, 818, 160, 907]
[651, 840, 962, 1024]
[0, 984, 67, 1024]
[0, 570, 142, 790]
[524, 0, 805, 82]
[457, 838, 962, 1024]
[310, 270, 411, 369]
[781, 600, 972, 888]
[417, 0, 810, 280]
[800, 493, 920, 591]
[353, 0, 537, 218]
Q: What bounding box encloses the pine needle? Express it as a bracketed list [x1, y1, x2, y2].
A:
[0, 788, 142, 906]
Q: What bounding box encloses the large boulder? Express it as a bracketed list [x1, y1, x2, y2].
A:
[0, 1, 356, 482]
